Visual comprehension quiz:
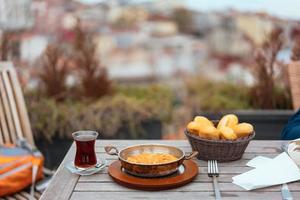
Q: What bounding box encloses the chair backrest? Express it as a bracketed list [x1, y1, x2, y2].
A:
[0, 62, 34, 145]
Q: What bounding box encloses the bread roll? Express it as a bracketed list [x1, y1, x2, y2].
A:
[233, 123, 253, 138]
[220, 126, 237, 140]
[194, 116, 214, 127]
[187, 121, 201, 135]
[199, 125, 220, 140]
[217, 114, 238, 129]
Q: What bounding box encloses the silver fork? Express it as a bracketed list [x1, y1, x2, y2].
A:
[208, 160, 222, 200]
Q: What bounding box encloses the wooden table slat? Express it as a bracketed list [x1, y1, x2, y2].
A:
[79, 173, 244, 183]
[70, 191, 300, 200]
[74, 181, 300, 192]
[40, 143, 79, 200]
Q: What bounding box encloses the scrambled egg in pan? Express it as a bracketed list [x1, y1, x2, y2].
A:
[127, 153, 178, 164]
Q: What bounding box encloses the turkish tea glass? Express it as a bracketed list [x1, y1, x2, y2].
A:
[72, 130, 98, 169]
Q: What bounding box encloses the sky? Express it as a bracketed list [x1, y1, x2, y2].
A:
[76, 0, 300, 20]
[185, 0, 300, 20]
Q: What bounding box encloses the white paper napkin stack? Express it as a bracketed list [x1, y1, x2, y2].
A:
[232, 152, 300, 190]
[288, 139, 300, 167]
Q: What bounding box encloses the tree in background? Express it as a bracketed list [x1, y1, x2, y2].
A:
[72, 21, 111, 99]
[0, 32, 9, 60]
[250, 27, 291, 109]
[291, 38, 300, 61]
[38, 44, 68, 100]
[171, 8, 194, 33]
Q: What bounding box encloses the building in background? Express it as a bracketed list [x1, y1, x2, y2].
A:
[1, 0, 299, 87]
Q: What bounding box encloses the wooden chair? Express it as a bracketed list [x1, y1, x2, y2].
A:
[0, 62, 51, 200]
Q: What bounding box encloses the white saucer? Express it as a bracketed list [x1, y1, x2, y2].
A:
[65, 158, 107, 176]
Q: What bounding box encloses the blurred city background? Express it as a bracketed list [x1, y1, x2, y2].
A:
[1, 0, 300, 168]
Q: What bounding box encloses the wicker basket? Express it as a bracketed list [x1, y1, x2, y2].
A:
[184, 126, 255, 162]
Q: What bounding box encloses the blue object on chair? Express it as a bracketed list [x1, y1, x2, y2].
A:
[281, 109, 300, 140]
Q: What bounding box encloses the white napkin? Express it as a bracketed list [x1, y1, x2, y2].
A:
[246, 156, 272, 168]
[288, 139, 300, 167]
[232, 152, 300, 190]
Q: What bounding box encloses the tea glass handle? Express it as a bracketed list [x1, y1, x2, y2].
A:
[105, 146, 119, 156]
[184, 151, 198, 160]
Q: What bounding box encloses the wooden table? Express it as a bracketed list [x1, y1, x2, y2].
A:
[40, 140, 300, 200]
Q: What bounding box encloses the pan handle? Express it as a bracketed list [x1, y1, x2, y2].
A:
[184, 151, 198, 160]
[104, 146, 119, 156]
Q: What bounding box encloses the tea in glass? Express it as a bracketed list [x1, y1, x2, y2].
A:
[72, 131, 98, 169]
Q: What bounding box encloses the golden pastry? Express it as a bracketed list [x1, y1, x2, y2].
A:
[233, 123, 254, 138]
[187, 121, 201, 135]
[199, 125, 220, 140]
[194, 116, 214, 127]
[220, 126, 237, 140]
[217, 114, 238, 129]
